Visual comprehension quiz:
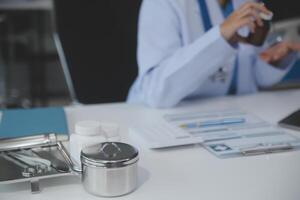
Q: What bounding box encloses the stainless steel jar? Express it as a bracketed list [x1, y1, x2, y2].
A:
[81, 142, 139, 197]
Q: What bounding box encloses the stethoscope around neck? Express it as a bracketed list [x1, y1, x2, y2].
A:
[198, 0, 233, 83]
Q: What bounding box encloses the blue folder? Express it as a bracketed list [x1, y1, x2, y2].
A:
[0, 107, 68, 139]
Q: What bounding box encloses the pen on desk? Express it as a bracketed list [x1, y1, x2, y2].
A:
[180, 118, 246, 129]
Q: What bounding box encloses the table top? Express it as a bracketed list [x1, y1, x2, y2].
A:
[0, 0, 52, 11]
[1, 89, 300, 200]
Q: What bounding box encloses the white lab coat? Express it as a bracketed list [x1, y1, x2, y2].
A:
[127, 0, 296, 108]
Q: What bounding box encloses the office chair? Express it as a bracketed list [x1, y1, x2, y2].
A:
[53, 0, 141, 104]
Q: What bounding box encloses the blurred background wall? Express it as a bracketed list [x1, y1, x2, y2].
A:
[0, 0, 299, 109]
[0, 0, 68, 108]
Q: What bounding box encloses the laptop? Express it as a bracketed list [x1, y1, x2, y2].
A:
[279, 109, 300, 131]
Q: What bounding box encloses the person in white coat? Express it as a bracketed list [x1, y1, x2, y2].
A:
[127, 0, 300, 108]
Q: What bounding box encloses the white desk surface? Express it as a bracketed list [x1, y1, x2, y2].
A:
[0, 0, 52, 11]
[1, 89, 300, 200]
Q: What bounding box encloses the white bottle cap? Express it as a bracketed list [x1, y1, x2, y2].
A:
[259, 12, 273, 21]
[69, 134, 106, 169]
[75, 120, 101, 136]
[99, 121, 120, 139]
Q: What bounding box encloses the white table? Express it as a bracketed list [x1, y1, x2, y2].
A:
[1, 89, 300, 200]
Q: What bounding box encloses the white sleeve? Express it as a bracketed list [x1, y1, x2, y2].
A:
[136, 0, 237, 108]
[254, 52, 298, 88]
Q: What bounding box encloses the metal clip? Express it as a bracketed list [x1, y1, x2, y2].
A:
[241, 143, 293, 156]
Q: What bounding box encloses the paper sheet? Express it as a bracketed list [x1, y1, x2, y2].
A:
[164, 109, 300, 158]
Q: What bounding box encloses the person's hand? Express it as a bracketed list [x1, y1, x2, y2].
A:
[220, 2, 272, 43]
[259, 41, 300, 65]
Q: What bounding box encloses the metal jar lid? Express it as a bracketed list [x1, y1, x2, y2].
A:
[81, 142, 138, 168]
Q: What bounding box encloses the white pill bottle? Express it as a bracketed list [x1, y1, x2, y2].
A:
[69, 120, 120, 169]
